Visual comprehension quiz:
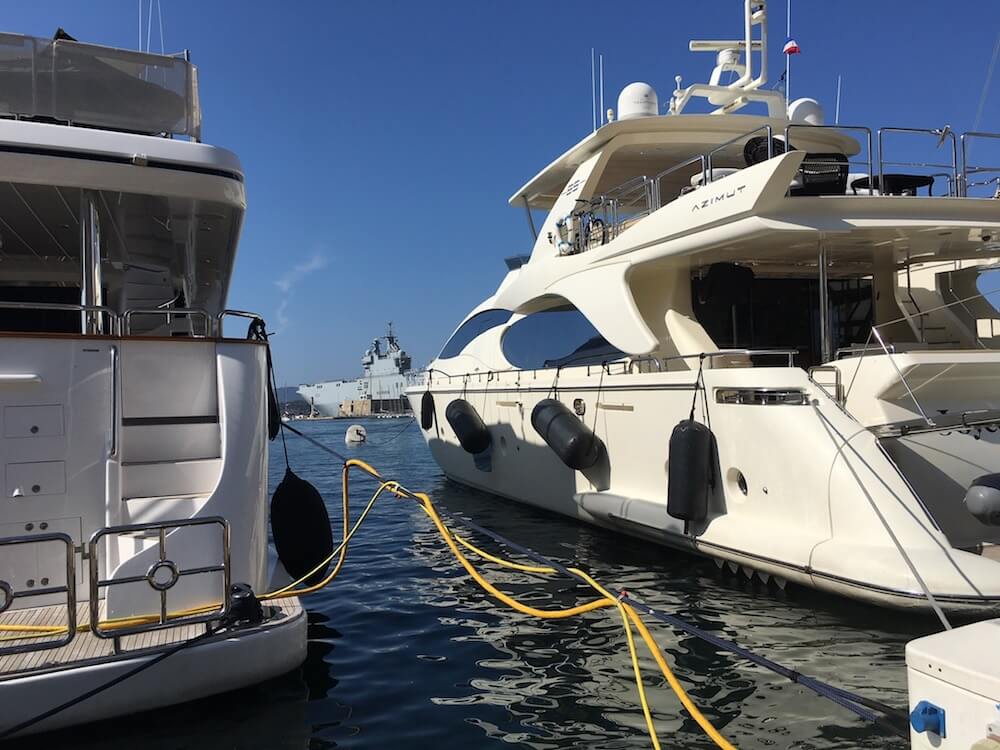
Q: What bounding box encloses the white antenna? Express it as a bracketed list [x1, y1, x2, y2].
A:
[138, 0, 142, 51]
[157, 0, 165, 54]
[591, 48, 597, 132]
[146, 0, 153, 53]
[599, 54, 605, 125]
[784, 0, 791, 109]
[835, 75, 842, 124]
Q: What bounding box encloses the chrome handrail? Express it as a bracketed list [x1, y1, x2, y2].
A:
[785, 124, 874, 194]
[626, 355, 664, 374]
[706, 124, 773, 177]
[123, 307, 211, 337]
[808, 364, 844, 404]
[216, 309, 265, 338]
[661, 348, 797, 368]
[960, 131, 1000, 197]
[651, 154, 708, 206]
[88, 516, 231, 640]
[0, 532, 77, 656]
[878, 126, 958, 197]
[109, 345, 119, 458]
[836, 344, 896, 359]
[0, 301, 121, 335]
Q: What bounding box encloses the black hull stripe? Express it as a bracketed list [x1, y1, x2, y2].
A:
[122, 415, 218, 426]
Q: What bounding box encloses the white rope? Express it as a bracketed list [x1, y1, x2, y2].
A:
[815, 408, 952, 630]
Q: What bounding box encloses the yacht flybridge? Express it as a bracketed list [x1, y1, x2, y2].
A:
[410, 1, 1000, 613]
[0, 33, 304, 734]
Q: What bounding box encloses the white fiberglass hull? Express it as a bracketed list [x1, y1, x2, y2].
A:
[410, 361, 1000, 614]
[0, 601, 306, 737]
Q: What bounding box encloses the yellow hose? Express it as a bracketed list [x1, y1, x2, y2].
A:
[448, 515, 735, 750]
[452, 533, 557, 574]
[568, 567, 661, 750]
[625, 603, 738, 750]
[413, 492, 612, 619]
[0, 457, 737, 750]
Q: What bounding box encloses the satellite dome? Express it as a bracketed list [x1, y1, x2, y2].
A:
[788, 97, 824, 126]
[617, 82, 659, 120]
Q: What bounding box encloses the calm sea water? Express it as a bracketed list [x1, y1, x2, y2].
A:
[32, 418, 944, 749]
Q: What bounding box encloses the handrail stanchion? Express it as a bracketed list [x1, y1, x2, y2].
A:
[878, 126, 959, 196]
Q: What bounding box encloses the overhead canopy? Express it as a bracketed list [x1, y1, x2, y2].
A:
[509, 114, 861, 210]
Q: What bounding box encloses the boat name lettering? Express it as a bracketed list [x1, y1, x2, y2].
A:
[691, 185, 747, 211]
[562, 179, 583, 197]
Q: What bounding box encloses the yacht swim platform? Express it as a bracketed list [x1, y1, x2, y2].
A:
[0, 597, 302, 679]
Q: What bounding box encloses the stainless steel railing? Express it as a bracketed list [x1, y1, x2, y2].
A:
[706, 123, 774, 176]
[0, 533, 77, 657]
[877, 126, 959, 197]
[581, 122, 1000, 249]
[960, 131, 1000, 197]
[661, 348, 797, 368]
[217, 309, 266, 338]
[88, 516, 231, 642]
[0, 301, 122, 335]
[123, 307, 211, 337]
[0, 301, 266, 339]
[785, 123, 874, 195]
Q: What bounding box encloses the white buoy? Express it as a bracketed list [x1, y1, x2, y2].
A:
[345, 424, 367, 445]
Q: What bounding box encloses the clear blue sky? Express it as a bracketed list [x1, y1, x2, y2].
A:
[7, 2, 1000, 384]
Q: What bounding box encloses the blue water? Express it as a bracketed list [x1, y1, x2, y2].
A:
[34, 418, 942, 748]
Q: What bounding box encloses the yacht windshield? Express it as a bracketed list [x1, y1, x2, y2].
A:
[501, 305, 624, 369]
[439, 309, 512, 359]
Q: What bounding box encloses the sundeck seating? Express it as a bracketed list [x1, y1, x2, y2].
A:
[792, 153, 849, 196]
[743, 136, 848, 196]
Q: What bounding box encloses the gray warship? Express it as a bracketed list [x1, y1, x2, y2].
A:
[298, 324, 412, 417]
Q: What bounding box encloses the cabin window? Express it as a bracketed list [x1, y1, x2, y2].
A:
[439, 309, 512, 359]
[501, 305, 624, 369]
[692, 263, 873, 367]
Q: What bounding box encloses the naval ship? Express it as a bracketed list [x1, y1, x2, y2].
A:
[298, 324, 413, 417]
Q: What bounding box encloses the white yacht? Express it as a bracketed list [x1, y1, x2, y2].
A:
[409, 1, 1000, 613]
[0, 33, 304, 734]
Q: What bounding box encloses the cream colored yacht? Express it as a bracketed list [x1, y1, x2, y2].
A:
[409, 1, 1000, 613]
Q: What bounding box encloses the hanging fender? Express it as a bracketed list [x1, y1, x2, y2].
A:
[270, 467, 334, 585]
[445, 399, 492, 454]
[666, 419, 712, 523]
[531, 398, 605, 471]
[420, 390, 435, 430]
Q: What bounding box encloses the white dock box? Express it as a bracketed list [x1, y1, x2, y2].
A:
[906, 619, 1000, 749]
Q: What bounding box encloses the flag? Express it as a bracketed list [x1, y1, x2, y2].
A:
[783, 37, 801, 55]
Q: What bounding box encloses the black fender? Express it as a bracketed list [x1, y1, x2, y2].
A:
[531, 398, 605, 471]
[445, 399, 491, 454]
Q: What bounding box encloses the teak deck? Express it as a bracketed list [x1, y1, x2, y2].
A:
[0, 598, 301, 679]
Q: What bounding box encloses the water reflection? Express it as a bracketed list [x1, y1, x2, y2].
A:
[22, 418, 933, 748]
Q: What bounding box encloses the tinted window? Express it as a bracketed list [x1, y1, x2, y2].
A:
[501, 306, 624, 369]
[439, 309, 512, 359]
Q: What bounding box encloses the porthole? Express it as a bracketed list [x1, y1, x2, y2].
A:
[726, 467, 749, 497]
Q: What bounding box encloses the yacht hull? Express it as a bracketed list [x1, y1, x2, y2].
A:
[0, 598, 306, 737]
[412, 361, 1000, 615]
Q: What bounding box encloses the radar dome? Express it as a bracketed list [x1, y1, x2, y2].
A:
[788, 97, 824, 126]
[617, 82, 658, 120]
